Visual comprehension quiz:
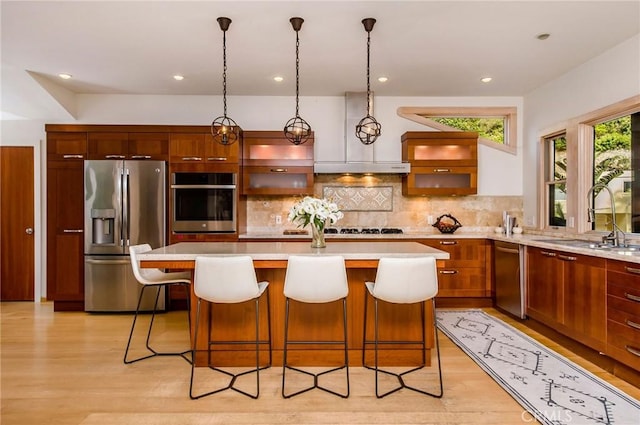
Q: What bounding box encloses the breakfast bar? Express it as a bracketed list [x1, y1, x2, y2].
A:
[138, 241, 449, 366]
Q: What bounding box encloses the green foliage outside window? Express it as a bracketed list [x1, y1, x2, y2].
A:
[431, 117, 505, 144]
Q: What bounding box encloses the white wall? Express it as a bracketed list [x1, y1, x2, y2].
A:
[522, 34, 640, 228]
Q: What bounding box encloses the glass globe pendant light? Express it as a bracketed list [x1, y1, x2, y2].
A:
[355, 18, 381, 145]
[211, 17, 240, 146]
[284, 17, 312, 145]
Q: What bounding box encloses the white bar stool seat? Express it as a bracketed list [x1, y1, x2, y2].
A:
[190, 256, 271, 400]
[282, 255, 350, 398]
[362, 256, 443, 398]
[124, 243, 192, 364]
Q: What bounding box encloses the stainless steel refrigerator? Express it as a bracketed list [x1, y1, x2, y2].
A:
[84, 160, 166, 312]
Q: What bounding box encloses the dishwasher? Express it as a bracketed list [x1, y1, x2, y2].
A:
[493, 241, 526, 319]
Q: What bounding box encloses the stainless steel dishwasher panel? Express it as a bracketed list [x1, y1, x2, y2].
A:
[494, 241, 525, 319]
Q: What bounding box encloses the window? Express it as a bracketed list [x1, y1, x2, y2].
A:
[544, 133, 568, 228]
[397, 107, 517, 154]
[590, 113, 637, 233]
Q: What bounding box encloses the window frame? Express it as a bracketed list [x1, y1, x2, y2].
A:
[397, 106, 518, 155]
[537, 95, 640, 236]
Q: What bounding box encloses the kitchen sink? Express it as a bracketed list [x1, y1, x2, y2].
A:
[534, 238, 640, 254]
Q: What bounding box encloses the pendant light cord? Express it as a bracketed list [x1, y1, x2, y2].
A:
[222, 29, 228, 117]
[366, 29, 371, 115]
[295, 29, 300, 117]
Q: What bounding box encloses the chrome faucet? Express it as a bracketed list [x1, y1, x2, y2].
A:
[586, 183, 626, 247]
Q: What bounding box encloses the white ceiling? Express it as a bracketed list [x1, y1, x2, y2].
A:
[1, 1, 639, 110]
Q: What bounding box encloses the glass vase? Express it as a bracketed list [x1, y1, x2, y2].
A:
[310, 222, 326, 248]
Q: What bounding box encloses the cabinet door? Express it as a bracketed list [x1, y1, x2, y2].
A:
[526, 247, 562, 326]
[47, 132, 87, 160]
[169, 133, 206, 163]
[402, 166, 477, 196]
[204, 133, 239, 163]
[87, 132, 128, 159]
[560, 252, 606, 350]
[242, 166, 314, 195]
[243, 132, 314, 167]
[128, 132, 169, 160]
[46, 160, 85, 309]
[402, 132, 478, 167]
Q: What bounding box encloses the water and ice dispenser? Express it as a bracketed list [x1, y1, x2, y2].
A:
[91, 209, 116, 245]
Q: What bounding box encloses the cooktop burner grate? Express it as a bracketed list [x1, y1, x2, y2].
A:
[326, 228, 404, 234]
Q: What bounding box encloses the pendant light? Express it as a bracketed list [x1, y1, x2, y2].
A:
[211, 17, 240, 146]
[355, 18, 381, 145]
[284, 17, 312, 145]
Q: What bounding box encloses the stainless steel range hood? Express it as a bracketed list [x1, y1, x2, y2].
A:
[313, 92, 410, 174]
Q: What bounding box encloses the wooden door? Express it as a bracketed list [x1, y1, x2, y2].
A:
[526, 247, 562, 326]
[0, 147, 35, 300]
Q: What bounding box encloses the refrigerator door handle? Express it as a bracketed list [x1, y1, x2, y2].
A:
[85, 258, 131, 266]
[123, 168, 130, 247]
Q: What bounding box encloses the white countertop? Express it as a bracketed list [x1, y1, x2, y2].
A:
[138, 241, 450, 261]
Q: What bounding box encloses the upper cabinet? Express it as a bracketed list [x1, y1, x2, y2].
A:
[170, 132, 239, 164]
[241, 131, 314, 195]
[47, 131, 88, 160]
[401, 131, 478, 196]
[88, 132, 169, 160]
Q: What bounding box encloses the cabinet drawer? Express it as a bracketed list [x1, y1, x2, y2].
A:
[607, 319, 640, 370]
[436, 267, 487, 297]
[420, 239, 486, 267]
[607, 292, 640, 323]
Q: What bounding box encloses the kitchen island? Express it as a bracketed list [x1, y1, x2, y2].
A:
[138, 241, 449, 367]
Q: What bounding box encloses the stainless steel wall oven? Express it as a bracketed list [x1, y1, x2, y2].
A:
[171, 171, 237, 233]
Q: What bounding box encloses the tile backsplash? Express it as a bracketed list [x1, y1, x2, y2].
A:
[245, 174, 523, 234]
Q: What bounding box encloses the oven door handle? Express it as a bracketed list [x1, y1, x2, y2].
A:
[170, 184, 237, 189]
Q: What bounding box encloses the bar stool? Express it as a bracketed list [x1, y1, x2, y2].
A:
[362, 256, 443, 398]
[282, 255, 350, 398]
[124, 243, 192, 364]
[190, 256, 271, 400]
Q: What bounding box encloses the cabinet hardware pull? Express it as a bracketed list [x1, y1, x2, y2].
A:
[105, 155, 126, 159]
[62, 154, 83, 159]
[271, 168, 287, 173]
[181, 157, 202, 161]
[625, 266, 640, 275]
[63, 229, 83, 233]
[541, 251, 556, 257]
[625, 345, 640, 357]
[207, 157, 227, 161]
[625, 292, 640, 303]
[439, 270, 458, 274]
[439, 241, 457, 245]
[131, 155, 151, 159]
[558, 254, 576, 261]
[433, 168, 450, 173]
[626, 320, 640, 331]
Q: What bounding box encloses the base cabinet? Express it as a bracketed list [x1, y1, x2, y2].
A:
[526, 246, 606, 351]
[606, 260, 640, 370]
[419, 239, 489, 298]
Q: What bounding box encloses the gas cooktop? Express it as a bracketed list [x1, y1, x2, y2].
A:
[324, 228, 404, 235]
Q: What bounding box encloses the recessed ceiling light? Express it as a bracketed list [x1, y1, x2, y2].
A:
[480, 76, 493, 83]
[173, 75, 184, 81]
[377, 76, 388, 83]
[58, 73, 72, 80]
[537, 33, 550, 41]
[273, 76, 284, 82]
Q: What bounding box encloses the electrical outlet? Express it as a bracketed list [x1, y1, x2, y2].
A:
[275, 215, 282, 225]
[427, 215, 434, 225]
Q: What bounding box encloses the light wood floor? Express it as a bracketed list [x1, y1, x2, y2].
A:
[2, 302, 639, 425]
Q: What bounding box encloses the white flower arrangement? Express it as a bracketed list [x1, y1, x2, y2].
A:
[288, 196, 344, 230]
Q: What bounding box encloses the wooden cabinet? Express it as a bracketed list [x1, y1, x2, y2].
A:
[606, 260, 640, 370]
[169, 133, 239, 164]
[88, 132, 169, 160]
[401, 131, 478, 196]
[46, 132, 87, 311]
[526, 246, 606, 351]
[419, 238, 489, 298]
[241, 131, 314, 195]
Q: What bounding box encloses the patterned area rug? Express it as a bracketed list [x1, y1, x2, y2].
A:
[436, 309, 640, 425]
